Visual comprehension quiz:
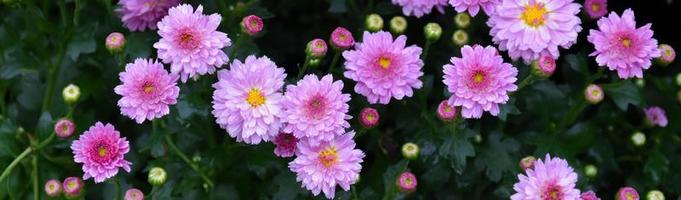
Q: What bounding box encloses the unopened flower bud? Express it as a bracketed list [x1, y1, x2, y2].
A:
[148, 167, 167, 186]
[617, 187, 639, 200]
[631, 132, 646, 146]
[62, 84, 81, 104]
[241, 15, 263, 36]
[105, 32, 125, 54]
[635, 79, 645, 88]
[581, 191, 600, 200]
[437, 100, 457, 122]
[396, 172, 417, 193]
[63, 177, 83, 199]
[365, 13, 384, 32]
[45, 179, 62, 197]
[330, 27, 354, 50]
[306, 39, 327, 58]
[389, 16, 407, 34]
[125, 188, 144, 200]
[451, 30, 469, 46]
[454, 13, 471, 28]
[647, 190, 665, 200]
[585, 84, 604, 104]
[531, 55, 556, 78]
[584, 164, 598, 178]
[656, 44, 675, 66]
[424, 23, 442, 42]
[675, 73, 681, 87]
[474, 133, 483, 143]
[359, 107, 379, 128]
[401, 142, 419, 160]
[519, 156, 536, 171]
[55, 118, 76, 138]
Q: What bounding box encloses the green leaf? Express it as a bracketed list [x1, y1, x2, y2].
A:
[66, 25, 97, 61]
[475, 132, 520, 182]
[603, 81, 642, 111]
[498, 98, 520, 121]
[438, 128, 475, 174]
[644, 149, 669, 184]
[328, 0, 348, 13]
[382, 160, 408, 199]
[37, 111, 53, 140]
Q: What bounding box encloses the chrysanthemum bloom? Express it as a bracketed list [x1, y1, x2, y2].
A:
[644, 106, 668, 127]
[450, 0, 498, 16]
[273, 132, 298, 158]
[154, 4, 232, 82]
[396, 171, 417, 193]
[646, 190, 665, 200]
[330, 27, 354, 50]
[584, 0, 607, 19]
[511, 154, 581, 200]
[289, 132, 365, 199]
[62, 84, 81, 104]
[587, 9, 661, 79]
[55, 118, 76, 138]
[437, 100, 458, 122]
[531, 55, 556, 78]
[359, 107, 379, 128]
[148, 167, 167, 186]
[616, 187, 639, 200]
[116, 0, 180, 31]
[71, 122, 131, 183]
[657, 44, 675, 66]
[585, 84, 604, 104]
[241, 15, 263, 36]
[443, 45, 518, 118]
[45, 179, 62, 197]
[401, 142, 419, 160]
[488, 0, 582, 64]
[391, 0, 448, 18]
[212, 56, 286, 144]
[519, 156, 536, 171]
[306, 39, 328, 58]
[343, 31, 424, 104]
[581, 191, 601, 200]
[105, 32, 126, 53]
[282, 74, 351, 144]
[62, 177, 83, 198]
[125, 188, 145, 200]
[115, 58, 180, 124]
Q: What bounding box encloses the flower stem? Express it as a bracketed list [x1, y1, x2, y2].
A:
[164, 134, 214, 189]
[352, 185, 359, 200]
[516, 74, 535, 91]
[0, 130, 57, 184]
[421, 41, 432, 60]
[327, 51, 342, 74]
[297, 56, 311, 80]
[114, 178, 121, 200]
[32, 155, 38, 200]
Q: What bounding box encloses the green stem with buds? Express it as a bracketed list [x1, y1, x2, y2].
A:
[328, 51, 342, 74]
[421, 41, 432, 60]
[297, 56, 312, 80]
[164, 134, 215, 189]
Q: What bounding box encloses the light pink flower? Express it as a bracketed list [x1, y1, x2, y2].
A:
[392, 0, 448, 18]
[125, 188, 144, 200]
[55, 118, 76, 138]
[436, 100, 457, 122]
[511, 154, 581, 200]
[584, 0, 607, 19]
[449, 0, 498, 16]
[71, 122, 131, 183]
[116, 0, 181, 31]
[616, 187, 639, 200]
[330, 27, 354, 50]
[581, 190, 601, 200]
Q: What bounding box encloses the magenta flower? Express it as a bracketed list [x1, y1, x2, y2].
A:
[105, 32, 126, 53]
[392, 0, 448, 18]
[330, 27, 355, 50]
[343, 31, 423, 104]
[154, 4, 232, 82]
[449, 0, 498, 16]
[241, 15, 264, 36]
[307, 38, 328, 58]
[644, 106, 668, 127]
[581, 190, 601, 200]
[443, 45, 518, 119]
[212, 55, 287, 144]
[289, 132, 365, 199]
[587, 9, 661, 79]
[617, 187, 639, 200]
[511, 154, 581, 200]
[282, 74, 351, 145]
[55, 118, 76, 138]
[396, 171, 418, 193]
[114, 58, 179, 124]
[125, 188, 144, 200]
[116, 0, 180, 32]
[657, 44, 675, 66]
[273, 132, 298, 158]
[584, 0, 607, 19]
[532, 55, 556, 78]
[63, 177, 83, 198]
[71, 122, 132, 183]
[359, 107, 379, 128]
[488, 0, 582, 63]
[436, 100, 458, 122]
[44, 179, 62, 197]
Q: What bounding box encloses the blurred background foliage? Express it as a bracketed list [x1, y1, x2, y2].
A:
[1, 0, 680, 199]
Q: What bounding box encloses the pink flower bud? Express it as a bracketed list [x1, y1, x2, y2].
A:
[306, 39, 327, 58]
[519, 156, 536, 171]
[241, 15, 263, 36]
[124, 188, 145, 200]
[585, 84, 604, 104]
[45, 179, 62, 197]
[396, 171, 417, 193]
[616, 187, 639, 200]
[532, 55, 556, 78]
[55, 118, 75, 138]
[330, 27, 354, 50]
[359, 107, 379, 128]
[437, 100, 457, 122]
[105, 32, 125, 53]
[657, 44, 675, 66]
[580, 190, 601, 200]
[63, 177, 84, 198]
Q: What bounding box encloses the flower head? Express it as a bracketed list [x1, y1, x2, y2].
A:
[125, 188, 144, 200]
[115, 58, 179, 124]
[584, 0, 607, 19]
[45, 179, 62, 197]
[443, 45, 518, 118]
[212, 56, 286, 144]
[587, 9, 661, 79]
[289, 132, 365, 199]
[401, 142, 420, 160]
[617, 187, 639, 200]
[116, 0, 180, 31]
[148, 167, 167, 186]
[71, 122, 131, 183]
[55, 118, 76, 138]
[365, 14, 384, 32]
[396, 171, 418, 193]
[488, 0, 582, 63]
[437, 100, 458, 122]
[449, 0, 498, 16]
[241, 15, 263, 36]
[359, 107, 379, 128]
[532, 55, 556, 78]
[511, 154, 581, 200]
[330, 27, 354, 50]
[154, 4, 232, 82]
[282, 74, 351, 145]
[581, 191, 601, 200]
[389, 16, 408, 34]
[424, 23, 442, 41]
[343, 31, 424, 104]
[106, 32, 126, 53]
[306, 39, 328, 58]
[274, 132, 298, 158]
[63, 177, 84, 198]
[63, 84, 81, 104]
[644, 106, 668, 127]
[392, 0, 448, 18]
[657, 44, 675, 66]
[585, 84, 604, 104]
[647, 190, 665, 200]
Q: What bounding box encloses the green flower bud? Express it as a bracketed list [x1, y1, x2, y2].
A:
[631, 132, 646, 147]
[676, 73, 681, 87]
[62, 84, 81, 104]
[584, 164, 598, 178]
[389, 16, 408, 34]
[474, 133, 483, 144]
[401, 142, 419, 160]
[148, 167, 167, 186]
[451, 30, 469, 46]
[647, 190, 665, 200]
[424, 23, 442, 42]
[454, 13, 471, 29]
[365, 14, 384, 32]
[308, 58, 321, 67]
[635, 79, 645, 88]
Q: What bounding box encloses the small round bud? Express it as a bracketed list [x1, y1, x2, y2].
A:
[424, 23, 442, 42]
[192, 154, 202, 163]
[656, 44, 675, 66]
[241, 15, 264, 36]
[474, 134, 483, 143]
[125, 188, 145, 200]
[401, 142, 420, 160]
[531, 55, 556, 78]
[62, 84, 81, 104]
[330, 27, 354, 50]
[454, 13, 471, 29]
[585, 84, 604, 104]
[365, 13, 384, 32]
[148, 167, 167, 186]
[631, 132, 646, 147]
[581, 191, 600, 200]
[675, 73, 681, 87]
[306, 38, 328, 58]
[437, 100, 458, 122]
[17, 126, 25, 134]
[451, 30, 469, 46]
[396, 172, 417, 193]
[62, 177, 83, 199]
[646, 190, 665, 200]
[389, 16, 408, 34]
[45, 179, 62, 197]
[308, 58, 321, 67]
[105, 32, 125, 54]
[55, 118, 76, 138]
[584, 164, 598, 178]
[519, 156, 536, 171]
[359, 107, 379, 128]
[617, 187, 639, 200]
[635, 79, 645, 88]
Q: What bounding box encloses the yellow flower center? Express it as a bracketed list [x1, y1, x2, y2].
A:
[318, 147, 338, 168]
[68, 182, 76, 189]
[626, 194, 636, 200]
[621, 38, 631, 48]
[591, 4, 600, 12]
[378, 57, 392, 69]
[473, 72, 485, 83]
[365, 114, 375, 121]
[143, 83, 154, 94]
[246, 88, 266, 107]
[98, 147, 108, 157]
[49, 185, 55, 190]
[444, 106, 452, 113]
[665, 49, 673, 56]
[591, 89, 601, 97]
[521, 3, 548, 28]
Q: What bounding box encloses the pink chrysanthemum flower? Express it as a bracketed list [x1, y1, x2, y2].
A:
[359, 107, 379, 128]
[584, 0, 607, 19]
[114, 58, 180, 124]
[71, 122, 131, 183]
[212, 55, 287, 144]
[511, 154, 581, 200]
[289, 132, 365, 199]
[449, 0, 498, 16]
[124, 188, 144, 200]
[396, 171, 418, 193]
[587, 9, 661, 79]
[343, 31, 424, 104]
[581, 190, 601, 200]
[55, 118, 76, 138]
[644, 106, 668, 127]
[392, 0, 448, 18]
[116, 0, 180, 32]
[330, 27, 355, 50]
[488, 0, 582, 63]
[616, 187, 639, 200]
[273, 132, 298, 158]
[443, 45, 518, 119]
[437, 100, 458, 122]
[154, 4, 232, 82]
[282, 74, 351, 145]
